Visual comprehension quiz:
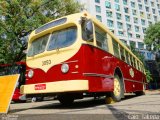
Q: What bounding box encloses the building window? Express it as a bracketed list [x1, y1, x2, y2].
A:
[125, 15, 130, 22]
[105, 1, 111, 8]
[128, 33, 132, 38]
[132, 9, 137, 15]
[135, 26, 140, 32]
[151, 2, 154, 7]
[144, 0, 148, 4]
[115, 4, 120, 11]
[147, 14, 151, 19]
[145, 6, 149, 12]
[131, 2, 135, 8]
[124, 7, 129, 13]
[107, 20, 114, 27]
[134, 17, 138, 24]
[117, 22, 123, 29]
[157, 4, 160, 9]
[148, 21, 152, 25]
[96, 15, 102, 22]
[138, 42, 144, 49]
[142, 28, 146, 33]
[106, 10, 113, 18]
[95, 0, 100, 3]
[138, 4, 142, 10]
[152, 9, 156, 14]
[123, 0, 127, 5]
[118, 31, 124, 36]
[136, 34, 141, 39]
[116, 13, 121, 20]
[95, 5, 101, 13]
[115, 0, 119, 3]
[154, 16, 158, 22]
[140, 12, 145, 18]
[126, 24, 131, 30]
[141, 19, 145, 25]
[110, 29, 114, 34]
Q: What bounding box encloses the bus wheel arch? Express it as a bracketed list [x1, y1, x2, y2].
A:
[111, 67, 124, 102]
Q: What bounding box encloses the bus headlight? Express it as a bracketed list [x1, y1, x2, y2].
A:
[61, 64, 69, 73]
[28, 69, 34, 78]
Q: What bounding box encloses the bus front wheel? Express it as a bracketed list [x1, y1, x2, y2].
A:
[111, 75, 123, 102]
[57, 94, 74, 105]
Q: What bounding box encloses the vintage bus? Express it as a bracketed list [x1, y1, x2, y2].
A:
[0, 62, 26, 102]
[21, 12, 146, 104]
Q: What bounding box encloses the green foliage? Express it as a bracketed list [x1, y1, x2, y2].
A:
[130, 44, 153, 83]
[130, 44, 145, 62]
[145, 69, 153, 83]
[0, 0, 82, 64]
[144, 22, 160, 51]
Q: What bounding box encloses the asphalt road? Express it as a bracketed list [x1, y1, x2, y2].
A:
[1, 91, 160, 120]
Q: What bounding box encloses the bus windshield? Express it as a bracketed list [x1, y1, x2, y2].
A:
[28, 35, 49, 57]
[28, 27, 77, 57]
[47, 27, 77, 51]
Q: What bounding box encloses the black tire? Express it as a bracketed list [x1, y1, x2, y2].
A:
[111, 75, 123, 102]
[57, 94, 74, 105]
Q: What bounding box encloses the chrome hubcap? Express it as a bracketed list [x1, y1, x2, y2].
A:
[114, 78, 120, 96]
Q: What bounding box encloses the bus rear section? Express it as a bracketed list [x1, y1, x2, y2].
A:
[21, 12, 146, 104]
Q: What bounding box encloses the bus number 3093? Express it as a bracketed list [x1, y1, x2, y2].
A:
[42, 60, 51, 66]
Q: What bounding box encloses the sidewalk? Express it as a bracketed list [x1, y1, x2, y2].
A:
[145, 89, 160, 95]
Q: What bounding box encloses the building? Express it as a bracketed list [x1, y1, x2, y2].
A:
[77, 0, 160, 50]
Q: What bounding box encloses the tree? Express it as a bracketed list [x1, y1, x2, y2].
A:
[0, 0, 82, 64]
[144, 22, 160, 51]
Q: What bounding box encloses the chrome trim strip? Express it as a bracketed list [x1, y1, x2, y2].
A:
[124, 78, 143, 84]
[83, 73, 113, 78]
[61, 60, 78, 64]
[71, 72, 79, 74]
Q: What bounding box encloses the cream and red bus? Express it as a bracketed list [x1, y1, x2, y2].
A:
[21, 12, 146, 104]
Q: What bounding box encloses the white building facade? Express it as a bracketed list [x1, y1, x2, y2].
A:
[77, 0, 160, 50]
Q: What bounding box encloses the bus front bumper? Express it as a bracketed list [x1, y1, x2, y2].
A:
[20, 80, 88, 95]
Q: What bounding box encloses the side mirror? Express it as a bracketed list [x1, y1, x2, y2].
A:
[86, 20, 93, 36]
[82, 19, 93, 42]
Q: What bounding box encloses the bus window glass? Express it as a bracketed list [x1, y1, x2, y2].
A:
[131, 56, 134, 67]
[28, 34, 49, 56]
[112, 39, 120, 58]
[47, 27, 77, 51]
[125, 51, 130, 64]
[120, 46, 125, 61]
[95, 25, 108, 51]
[132, 57, 135, 68]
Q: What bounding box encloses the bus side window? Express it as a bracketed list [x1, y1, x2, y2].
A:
[112, 39, 120, 58]
[120, 46, 125, 61]
[125, 51, 130, 64]
[132, 57, 135, 68]
[95, 25, 108, 51]
[131, 56, 134, 67]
